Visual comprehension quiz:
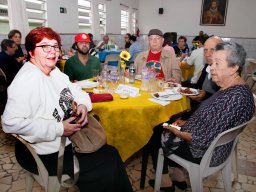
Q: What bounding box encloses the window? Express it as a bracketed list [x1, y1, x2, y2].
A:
[78, 0, 92, 33]
[120, 6, 129, 35]
[25, 0, 47, 30]
[98, 3, 106, 35]
[0, 0, 9, 33]
[131, 9, 137, 35]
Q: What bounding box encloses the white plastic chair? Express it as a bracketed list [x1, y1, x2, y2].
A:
[232, 93, 256, 182]
[154, 117, 255, 192]
[12, 134, 73, 192]
[104, 54, 120, 68]
[0, 68, 7, 93]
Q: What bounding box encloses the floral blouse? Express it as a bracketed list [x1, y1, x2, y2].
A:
[182, 84, 255, 166]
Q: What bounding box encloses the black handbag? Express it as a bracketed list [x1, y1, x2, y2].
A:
[161, 130, 182, 156]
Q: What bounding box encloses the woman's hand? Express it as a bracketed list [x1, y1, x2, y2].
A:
[62, 116, 82, 136]
[173, 119, 186, 127]
[189, 89, 206, 102]
[74, 104, 88, 127]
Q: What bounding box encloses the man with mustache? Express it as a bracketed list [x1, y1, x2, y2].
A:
[64, 33, 101, 81]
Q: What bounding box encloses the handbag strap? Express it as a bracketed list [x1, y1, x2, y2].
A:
[57, 136, 80, 188]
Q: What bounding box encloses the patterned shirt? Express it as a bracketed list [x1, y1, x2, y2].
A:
[182, 84, 255, 166]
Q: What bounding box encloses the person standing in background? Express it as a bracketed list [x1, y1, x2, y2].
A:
[8, 29, 27, 64]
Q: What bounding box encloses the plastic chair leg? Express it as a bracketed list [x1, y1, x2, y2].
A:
[222, 161, 232, 192]
[154, 149, 164, 192]
[232, 146, 239, 182]
[25, 173, 34, 192]
[140, 146, 149, 189]
[188, 166, 202, 192]
[47, 177, 61, 192]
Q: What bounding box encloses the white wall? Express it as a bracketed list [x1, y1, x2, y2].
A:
[47, 0, 79, 34]
[138, 0, 256, 38]
[46, 0, 138, 35]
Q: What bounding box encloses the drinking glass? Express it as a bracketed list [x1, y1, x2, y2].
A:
[108, 69, 119, 92]
[92, 69, 100, 82]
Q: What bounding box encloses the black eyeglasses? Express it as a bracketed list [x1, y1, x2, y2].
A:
[36, 45, 60, 53]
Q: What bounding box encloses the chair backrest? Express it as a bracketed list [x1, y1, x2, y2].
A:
[105, 54, 120, 68]
[200, 117, 255, 177]
[0, 68, 7, 93]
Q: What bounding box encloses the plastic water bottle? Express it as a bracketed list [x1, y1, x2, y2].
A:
[141, 66, 149, 91]
[129, 62, 136, 84]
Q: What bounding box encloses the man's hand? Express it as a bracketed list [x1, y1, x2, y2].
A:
[189, 89, 206, 102]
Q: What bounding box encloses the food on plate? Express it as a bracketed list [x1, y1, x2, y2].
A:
[162, 123, 181, 130]
[161, 82, 179, 88]
[179, 87, 195, 94]
[153, 93, 160, 98]
[162, 123, 169, 127]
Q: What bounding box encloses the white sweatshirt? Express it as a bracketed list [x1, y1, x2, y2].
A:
[1, 62, 92, 154]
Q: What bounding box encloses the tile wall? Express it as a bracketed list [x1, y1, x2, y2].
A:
[1, 34, 255, 59]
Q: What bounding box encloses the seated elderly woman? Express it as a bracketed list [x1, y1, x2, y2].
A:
[149, 41, 255, 192]
[1, 27, 132, 192]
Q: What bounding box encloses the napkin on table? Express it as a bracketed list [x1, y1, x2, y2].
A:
[148, 98, 170, 106]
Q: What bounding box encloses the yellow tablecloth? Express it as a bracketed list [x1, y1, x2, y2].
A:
[180, 64, 195, 81]
[56, 59, 66, 72]
[89, 81, 190, 161]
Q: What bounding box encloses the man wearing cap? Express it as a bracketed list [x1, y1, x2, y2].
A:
[134, 29, 181, 82]
[64, 33, 101, 81]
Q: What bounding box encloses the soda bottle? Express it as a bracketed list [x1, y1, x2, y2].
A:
[129, 62, 136, 84]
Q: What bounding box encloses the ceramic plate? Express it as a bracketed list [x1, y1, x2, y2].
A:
[151, 92, 182, 101]
[135, 75, 142, 80]
[159, 82, 181, 89]
[76, 80, 98, 89]
[178, 87, 199, 96]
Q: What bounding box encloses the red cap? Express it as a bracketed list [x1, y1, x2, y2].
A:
[74, 33, 91, 43]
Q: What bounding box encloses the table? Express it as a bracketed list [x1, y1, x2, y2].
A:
[56, 59, 67, 72]
[180, 63, 195, 81]
[89, 81, 190, 161]
[98, 51, 121, 63]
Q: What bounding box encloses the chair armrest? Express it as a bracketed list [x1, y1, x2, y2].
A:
[12, 134, 49, 186]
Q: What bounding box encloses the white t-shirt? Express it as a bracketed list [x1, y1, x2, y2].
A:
[2, 62, 92, 154]
[186, 47, 205, 84]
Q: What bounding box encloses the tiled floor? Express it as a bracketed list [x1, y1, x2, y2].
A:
[0, 118, 255, 192]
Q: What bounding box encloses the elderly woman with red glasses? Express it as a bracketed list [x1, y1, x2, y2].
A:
[1, 27, 132, 192]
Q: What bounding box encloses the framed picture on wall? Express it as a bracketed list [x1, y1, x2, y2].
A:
[200, 0, 228, 26]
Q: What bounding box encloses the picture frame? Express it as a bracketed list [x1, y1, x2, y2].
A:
[200, 0, 228, 26]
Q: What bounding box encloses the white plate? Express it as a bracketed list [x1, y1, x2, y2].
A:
[160, 82, 181, 89]
[151, 92, 182, 101]
[135, 75, 141, 80]
[76, 80, 98, 89]
[178, 87, 199, 96]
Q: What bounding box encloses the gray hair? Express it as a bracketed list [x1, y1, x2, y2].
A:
[215, 41, 246, 74]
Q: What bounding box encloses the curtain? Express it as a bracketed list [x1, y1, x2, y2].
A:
[7, 0, 29, 43]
